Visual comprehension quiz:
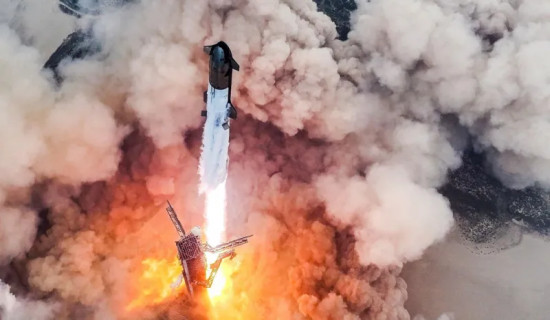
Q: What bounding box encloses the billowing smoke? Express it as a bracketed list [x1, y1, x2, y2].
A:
[1, 280, 58, 320]
[1, 0, 549, 319]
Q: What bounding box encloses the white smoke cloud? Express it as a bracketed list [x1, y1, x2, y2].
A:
[345, 0, 550, 190]
[0, 8, 125, 265]
[0, 280, 58, 320]
[0, 207, 37, 263]
[2, 0, 74, 56]
[316, 164, 453, 266]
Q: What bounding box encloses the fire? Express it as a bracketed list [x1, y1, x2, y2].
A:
[205, 252, 227, 298]
[127, 179, 231, 310]
[204, 181, 227, 246]
[204, 180, 229, 300]
[126, 257, 181, 310]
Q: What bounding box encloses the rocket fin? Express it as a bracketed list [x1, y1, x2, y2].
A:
[228, 104, 237, 119]
[230, 57, 240, 71]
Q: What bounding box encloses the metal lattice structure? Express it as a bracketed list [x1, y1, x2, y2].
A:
[176, 234, 203, 260]
[203, 235, 252, 253]
[164, 202, 251, 298]
[166, 201, 186, 238]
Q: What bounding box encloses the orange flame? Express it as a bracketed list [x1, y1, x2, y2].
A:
[126, 257, 182, 311]
[205, 252, 227, 299]
[126, 179, 233, 310]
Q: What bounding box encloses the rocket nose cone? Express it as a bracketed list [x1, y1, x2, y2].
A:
[208, 44, 231, 89]
[211, 46, 226, 69]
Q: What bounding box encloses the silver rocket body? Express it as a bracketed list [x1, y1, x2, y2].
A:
[199, 42, 239, 191]
[199, 85, 231, 190]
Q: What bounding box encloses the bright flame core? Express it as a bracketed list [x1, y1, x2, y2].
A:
[205, 181, 227, 246]
[204, 180, 228, 300]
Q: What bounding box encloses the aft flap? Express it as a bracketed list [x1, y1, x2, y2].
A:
[230, 57, 240, 71]
[228, 104, 237, 119]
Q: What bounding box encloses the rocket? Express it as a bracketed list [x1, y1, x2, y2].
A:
[199, 42, 239, 190]
[201, 41, 239, 129]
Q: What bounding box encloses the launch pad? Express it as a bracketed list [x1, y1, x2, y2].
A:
[166, 202, 251, 298]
